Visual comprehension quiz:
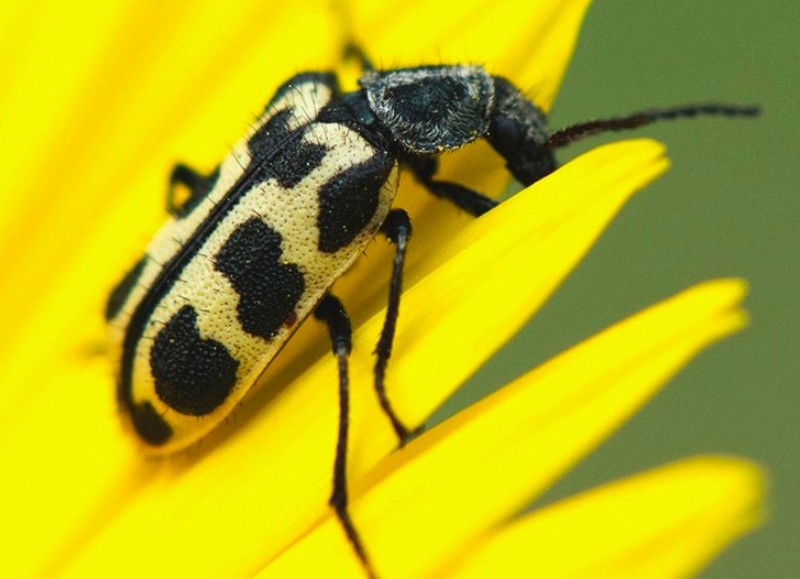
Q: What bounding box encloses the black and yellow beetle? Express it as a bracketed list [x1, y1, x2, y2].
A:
[106, 51, 758, 574]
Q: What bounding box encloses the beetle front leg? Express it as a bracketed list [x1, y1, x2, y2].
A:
[406, 156, 499, 217]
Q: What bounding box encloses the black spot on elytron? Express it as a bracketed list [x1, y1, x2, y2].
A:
[247, 109, 294, 162]
[260, 136, 327, 189]
[129, 401, 173, 445]
[214, 218, 305, 339]
[151, 305, 239, 416]
[247, 108, 293, 159]
[247, 108, 329, 189]
[105, 256, 147, 320]
[317, 149, 394, 253]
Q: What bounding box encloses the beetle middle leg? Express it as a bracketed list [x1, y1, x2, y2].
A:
[365, 161, 498, 449]
[373, 209, 423, 446]
[370, 180, 496, 449]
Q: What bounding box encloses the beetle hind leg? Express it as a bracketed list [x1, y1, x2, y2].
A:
[343, 42, 375, 72]
[167, 163, 219, 217]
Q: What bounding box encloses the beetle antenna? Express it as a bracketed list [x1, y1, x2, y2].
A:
[547, 103, 760, 148]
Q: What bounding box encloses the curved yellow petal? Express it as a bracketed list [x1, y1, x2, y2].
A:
[450, 457, 765, 578]
[261, 279, 748, 577]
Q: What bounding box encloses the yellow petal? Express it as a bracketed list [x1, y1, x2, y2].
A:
[0, 355, 136, 577]
[450, 457, 765, 578]
[262, 279, 748, 577]
[350, 0, 592, 108]
[0, 1, 339, 362]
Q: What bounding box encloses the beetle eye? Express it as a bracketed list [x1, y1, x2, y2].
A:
[488, 115, 523, 158]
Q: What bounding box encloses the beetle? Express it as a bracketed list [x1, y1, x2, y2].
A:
[105, 50, 758, 575]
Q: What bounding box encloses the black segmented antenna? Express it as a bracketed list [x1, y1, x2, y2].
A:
[547, 103, 761, 149]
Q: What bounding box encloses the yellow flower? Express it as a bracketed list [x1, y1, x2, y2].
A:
[0, 1, 764, 577]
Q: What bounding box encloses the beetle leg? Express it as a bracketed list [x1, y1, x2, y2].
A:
[406, 156, 499, 217]
[167, 163, 218, 217]
[374, 209, 422, 447]
[313, 294, 375, 577]
[343, 42, 375, 72]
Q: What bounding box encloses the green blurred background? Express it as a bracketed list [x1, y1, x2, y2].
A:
[433, 1, 798, 576]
